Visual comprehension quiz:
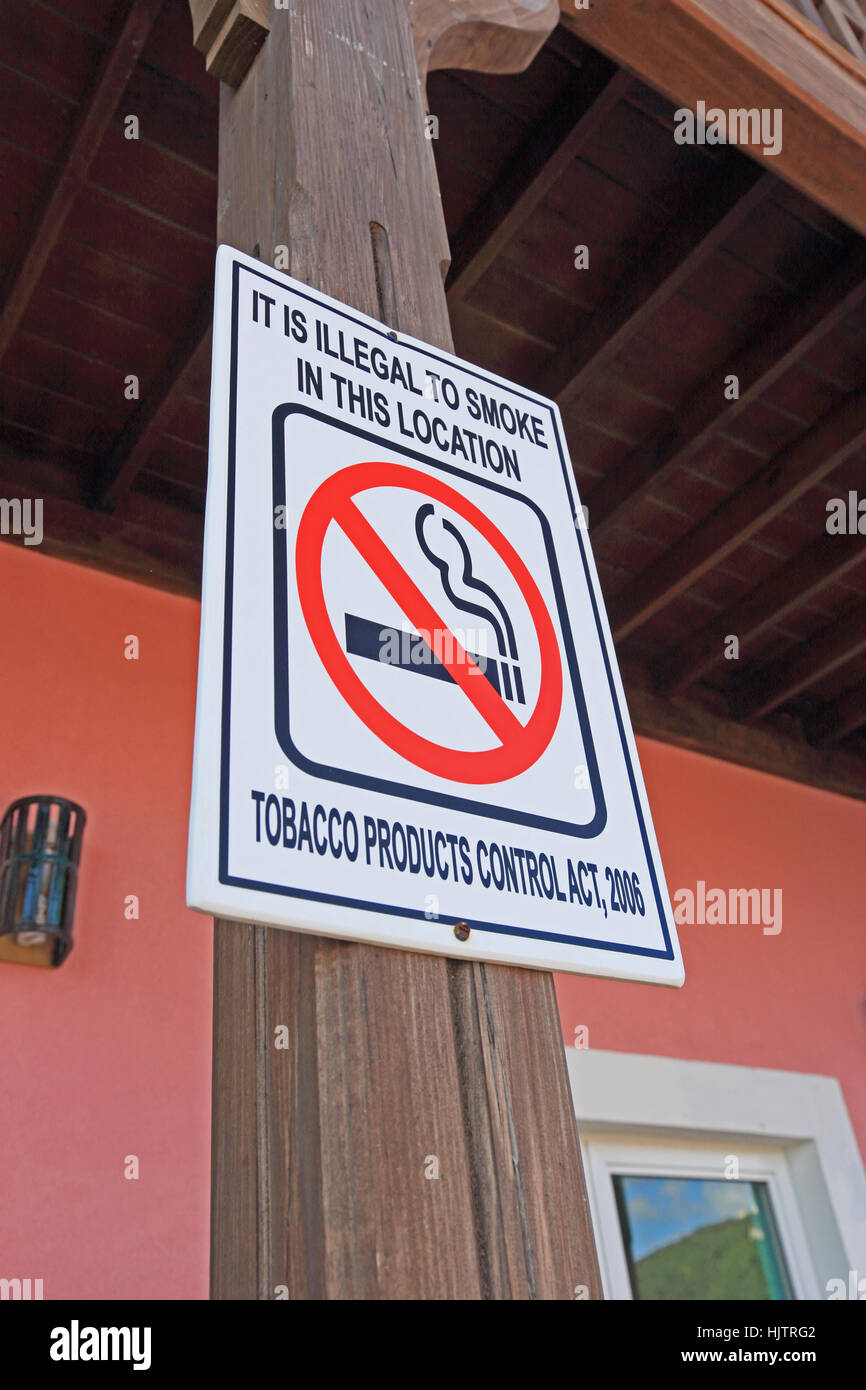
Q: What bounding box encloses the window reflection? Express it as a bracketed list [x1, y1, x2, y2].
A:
[613, 1176, 793, 1300]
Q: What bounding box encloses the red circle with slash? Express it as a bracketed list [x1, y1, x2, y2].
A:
[295, 461, 563, 784]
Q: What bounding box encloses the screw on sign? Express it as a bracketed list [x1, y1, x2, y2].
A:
[295, 460, 563, 785]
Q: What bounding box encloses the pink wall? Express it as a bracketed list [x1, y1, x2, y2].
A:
[1, 542, 863, 1298]
[555, 738, 866, 1160]
[0, 544, 210, 1300]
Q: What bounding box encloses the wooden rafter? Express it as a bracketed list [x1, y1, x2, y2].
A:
[0, 0, 165, 366]
[587, 245, 866, 542]
[653, 534, 866, 694]
[812, 0, 866, 61]
[787, 0, 835, 41]
[730, 599, 866, 721]
[538, 165, 771, 405]
[446, 57, 625, 307]
[557, 0, 866, 239]
[607, 387, 866, 641]
[0, 449, 202, 596]
[621, 660, 866, 801]
[207, 0, 601, 1304]
[188, 0, 269, 87]
[806, 682, 866, 745]
[94, 295, 213, 512]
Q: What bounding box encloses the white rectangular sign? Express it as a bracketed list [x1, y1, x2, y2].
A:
[187, 246, 684, 984]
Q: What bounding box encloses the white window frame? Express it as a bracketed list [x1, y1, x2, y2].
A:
[566, 1049, 866, 1301]
[584, 1130, 818, 1299]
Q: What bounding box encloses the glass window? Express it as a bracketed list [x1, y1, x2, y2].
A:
[612, 1176, 794, 1300]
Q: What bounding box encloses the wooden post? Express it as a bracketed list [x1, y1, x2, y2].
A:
[201, 0, 602, 1300]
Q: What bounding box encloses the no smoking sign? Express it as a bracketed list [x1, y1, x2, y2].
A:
[188, 248, 683, 984]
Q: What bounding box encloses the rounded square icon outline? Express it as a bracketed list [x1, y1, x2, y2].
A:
[271, 403, 607, 839]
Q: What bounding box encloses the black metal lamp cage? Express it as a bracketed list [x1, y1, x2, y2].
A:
[0, 796, 86, 968]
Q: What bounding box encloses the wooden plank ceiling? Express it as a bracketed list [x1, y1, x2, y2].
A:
[1, 0, 864, 797]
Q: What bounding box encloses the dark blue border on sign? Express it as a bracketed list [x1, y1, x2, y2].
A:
[272, 402, 606, 837]
[217, 256, 675, 962]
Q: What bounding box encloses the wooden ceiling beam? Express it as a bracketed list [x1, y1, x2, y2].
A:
[653, 532, 866, 694]
[0, 0, 165, 367]
[545, 22, 590, 69]
[607, 387, 866, 641]
[621, 660, 866, 801]
[411, 0, 560, 81]
[730, 600, 866, 721]
[0, 449, 202, 597]
[806, 682, 866, 746]
[538, 164, 771, 405]
[446, 57, 626, 307]
[587, 244, 866, 543]
[93, 295, 213, 512]
[189, 0, 269, 88]
[558, 0, 866, 238]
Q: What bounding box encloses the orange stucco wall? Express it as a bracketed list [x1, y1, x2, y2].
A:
[0, 544, 210, 1300]
[555, 738, 866, 1160]
[0, 542, 863, 1298]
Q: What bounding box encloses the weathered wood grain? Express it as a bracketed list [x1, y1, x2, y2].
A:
[188, 0, 269, 87]
[206, 0, 269, 86]
[411, 0, 559, 79]
[211, 0, 602, 1300]
[189, 0, 235, 53]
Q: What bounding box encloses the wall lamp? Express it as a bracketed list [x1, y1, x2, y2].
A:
[0, 796, 86, 968]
